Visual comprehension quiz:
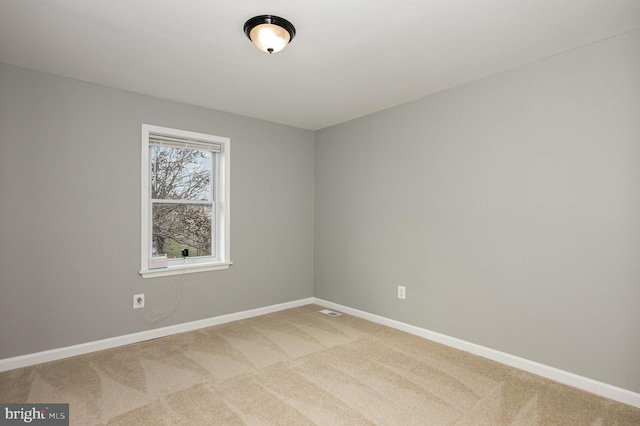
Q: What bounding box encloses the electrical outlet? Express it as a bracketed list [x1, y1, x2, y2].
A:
[397, 286, 406, 300]
[133, 294, 145, 309]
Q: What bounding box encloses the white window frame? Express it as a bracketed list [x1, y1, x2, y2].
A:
[140, 124, 231, 278]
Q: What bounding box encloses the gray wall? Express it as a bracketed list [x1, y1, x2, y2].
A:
[314, 30, 640, 393]
[0, 63, 315, 359]
[2, 30, 639, 395]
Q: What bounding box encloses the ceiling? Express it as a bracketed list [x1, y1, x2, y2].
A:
[1, 1, 639, 131]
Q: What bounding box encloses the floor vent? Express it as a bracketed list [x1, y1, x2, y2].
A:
[319, 309, 342, 317]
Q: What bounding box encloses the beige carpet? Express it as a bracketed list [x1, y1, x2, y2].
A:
[1, 304, 639, 425]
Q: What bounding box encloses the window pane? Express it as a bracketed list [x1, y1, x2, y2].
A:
[151, 146, 213, 201]
[152, 203, 214, 258]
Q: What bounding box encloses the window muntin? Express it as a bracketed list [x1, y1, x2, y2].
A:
[141, 124, 231, 278]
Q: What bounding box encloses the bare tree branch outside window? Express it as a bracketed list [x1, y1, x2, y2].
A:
[150, 147, 214, 258]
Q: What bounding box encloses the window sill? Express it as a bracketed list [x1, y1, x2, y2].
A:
[140, 261, 232, 278]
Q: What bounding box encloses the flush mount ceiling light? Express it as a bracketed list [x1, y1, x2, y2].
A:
[244, 15, 296, 54]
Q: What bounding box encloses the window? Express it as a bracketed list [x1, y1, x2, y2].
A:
[140, 124, 231, 278]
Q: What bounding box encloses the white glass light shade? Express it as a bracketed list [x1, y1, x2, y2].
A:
[244, 15, 296, 54]
[249, 23, 291, 54]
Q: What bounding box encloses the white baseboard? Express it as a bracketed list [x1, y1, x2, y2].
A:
[0, 298, 314, 373]
[312, 298, 640, 409]
[2, 296, 638, 409]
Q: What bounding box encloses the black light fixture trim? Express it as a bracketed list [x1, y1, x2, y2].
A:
[244, 15, 296, 49]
